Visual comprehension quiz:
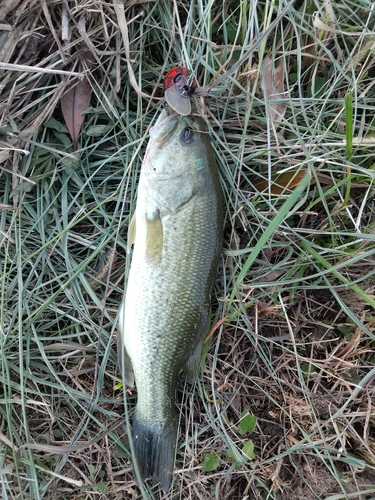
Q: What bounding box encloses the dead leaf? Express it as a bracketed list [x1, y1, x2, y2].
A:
[263, 57, 287, 123]
[61, 76, 92, 151]
[60, 50, 94, 150]
[253, 170, 308, 195]
[313, 12, 368, 36]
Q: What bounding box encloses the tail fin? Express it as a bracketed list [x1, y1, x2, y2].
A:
[132, 409, 177, 492]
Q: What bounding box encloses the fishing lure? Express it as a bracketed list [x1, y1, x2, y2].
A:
[164, 66, 197, 116]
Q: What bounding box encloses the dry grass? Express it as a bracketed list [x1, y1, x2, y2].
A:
[1, 0, 375, 499]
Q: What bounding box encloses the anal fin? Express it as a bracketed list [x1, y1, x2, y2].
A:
[127, 212, 136, 253]
[117, 305, 135, 387]
[182, 337, 204, 384]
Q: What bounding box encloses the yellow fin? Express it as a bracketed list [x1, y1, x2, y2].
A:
[127, 213, 136, 252]
[145, 210, 163, 264]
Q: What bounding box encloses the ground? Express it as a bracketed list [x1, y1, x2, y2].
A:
[0, 1, 375, 499]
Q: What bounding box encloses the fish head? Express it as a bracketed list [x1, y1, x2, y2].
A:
[144, 108, 213, 183]
[141, 108, 215, 214]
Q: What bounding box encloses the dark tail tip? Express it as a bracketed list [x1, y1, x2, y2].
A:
[132, 411, 177, 492]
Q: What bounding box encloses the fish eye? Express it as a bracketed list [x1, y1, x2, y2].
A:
[181, 128, 194, 143]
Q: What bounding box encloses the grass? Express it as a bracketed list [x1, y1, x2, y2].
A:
[1, 0, 375, 498]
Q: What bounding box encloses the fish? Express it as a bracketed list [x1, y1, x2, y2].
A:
[117, 106, 223, 491]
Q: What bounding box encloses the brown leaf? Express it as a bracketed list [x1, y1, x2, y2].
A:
[253, 171, 307, 195]
[60, 50, 95, 150]
[61, 77, 92, 150]
[263, 57, 287, 123]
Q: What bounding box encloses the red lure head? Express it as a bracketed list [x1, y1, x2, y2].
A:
[163, 66, 197, 116]
[164, 66, 197, 95]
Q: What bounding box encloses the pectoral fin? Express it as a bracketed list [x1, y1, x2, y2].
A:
[145, 210, 163, 264]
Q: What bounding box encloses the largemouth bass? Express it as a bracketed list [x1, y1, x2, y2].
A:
[118, 107, 223, 491]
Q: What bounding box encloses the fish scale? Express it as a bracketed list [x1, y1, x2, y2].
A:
[118, 107, 223, 491]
